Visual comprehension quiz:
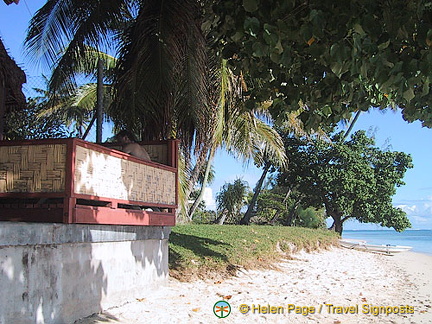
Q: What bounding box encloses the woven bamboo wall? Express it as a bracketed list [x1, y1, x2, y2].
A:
[142, 144, 168, 165]
[0, 144, 66, 193]
[74, 145, 176, 205]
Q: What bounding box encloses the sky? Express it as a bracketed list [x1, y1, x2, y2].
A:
[1, 0, 432, 230]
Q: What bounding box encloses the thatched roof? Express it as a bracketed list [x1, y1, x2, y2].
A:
[3, 0, 20, 5]
[0, 38, 26, 112]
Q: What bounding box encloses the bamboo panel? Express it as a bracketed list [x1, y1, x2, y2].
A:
[141, 144, 168, 165]
[74, 145, 176, 205]
[0, 144, 67, 193]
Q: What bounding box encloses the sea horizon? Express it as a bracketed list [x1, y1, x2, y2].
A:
[342, 229, 432, 256]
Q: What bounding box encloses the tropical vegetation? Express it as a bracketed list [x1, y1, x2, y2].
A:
[16, 0, 430, 230]
[211, 0, 432, 129]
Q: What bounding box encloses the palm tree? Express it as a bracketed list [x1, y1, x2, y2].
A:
[25, 0, 131, 92]
[28, 48, 117, 138]
[113, 0, 210, 141]
[215, 178, 250, 225]
[25, 0, 209, 139]
[239, 144, 285, 225]
[186, 60, 287, 220]
[25, 1, 217, 214]
[29, 75, 92, 137]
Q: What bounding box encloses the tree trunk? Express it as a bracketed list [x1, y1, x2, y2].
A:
[214, 209, 227, 225]
[96, 58, 104, 144]
[187, 146, 216, 220]
[82, 113, 97, 140]
[239, 161, 271, 225]
[342, 110, 361, 142]
[286, 199, 301, 226]
[327, 212, 344, 235]
[269, 210, 282, 224]
[183, 144, 211, 215]
[0, 78, 5, 140]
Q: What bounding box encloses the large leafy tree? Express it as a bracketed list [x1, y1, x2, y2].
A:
[210, 0, 432, 129]
[25, 0, 432, 142]
[277, 130, 413, 234]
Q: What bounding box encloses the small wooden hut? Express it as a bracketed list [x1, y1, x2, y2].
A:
[0, 38, 27, 140]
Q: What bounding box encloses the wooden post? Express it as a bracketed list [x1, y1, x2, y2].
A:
[167, 139, 179, 168]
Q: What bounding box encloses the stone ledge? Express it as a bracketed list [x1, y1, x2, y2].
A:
[0, 222, 171, 246]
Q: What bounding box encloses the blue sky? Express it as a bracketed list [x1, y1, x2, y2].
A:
[2, 1, 432, 230]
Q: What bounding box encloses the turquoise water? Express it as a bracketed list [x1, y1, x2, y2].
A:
[342, 230, 432, 255]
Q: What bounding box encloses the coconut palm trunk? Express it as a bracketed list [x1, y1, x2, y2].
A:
[187, 146, 216, 220]
[240, 161, 271, 225]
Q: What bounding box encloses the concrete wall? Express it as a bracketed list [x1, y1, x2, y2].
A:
[0, 223, 171, 324]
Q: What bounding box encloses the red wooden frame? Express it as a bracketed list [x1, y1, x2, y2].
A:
[0, 138, 179, 226]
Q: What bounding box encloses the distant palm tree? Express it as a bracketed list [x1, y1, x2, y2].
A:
[28, 48, 117, 138]
[215, 178, 250, 225]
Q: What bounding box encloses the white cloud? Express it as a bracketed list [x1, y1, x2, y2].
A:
[396, 202, 432, 229]
[396, 204, 418, 213]
[202, 187, 216, 210]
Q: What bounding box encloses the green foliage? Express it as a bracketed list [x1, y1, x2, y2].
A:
[24, 1, 430, 229]
[254, 188, 326, 229]
[4, 99, 69, 140]
[254, 190, 287, 223]
[277, 130, 413, 234]
[295, 207, 326, 229]
[216, 178, 250, 223]
[191, 210, 217, 224]
[169, 224, 339, 280]
[210, 0, 432, 129]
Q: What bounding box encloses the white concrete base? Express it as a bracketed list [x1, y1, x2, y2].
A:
[0, 223, 170, 324]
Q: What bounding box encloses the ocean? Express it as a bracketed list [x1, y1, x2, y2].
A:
[342, 230, 432, 255]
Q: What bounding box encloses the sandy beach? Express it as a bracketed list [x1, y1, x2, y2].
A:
[76, 248, 432, 324]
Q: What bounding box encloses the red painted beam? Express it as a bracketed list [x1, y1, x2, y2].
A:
[73, 206, 175, 226]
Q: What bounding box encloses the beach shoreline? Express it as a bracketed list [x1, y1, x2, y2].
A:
[76, 248, 432, 324]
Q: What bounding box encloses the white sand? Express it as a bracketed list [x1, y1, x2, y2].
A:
[76, 248, 432, 324]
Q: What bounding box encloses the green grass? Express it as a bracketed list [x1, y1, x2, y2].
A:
[169, 225, 339, 281]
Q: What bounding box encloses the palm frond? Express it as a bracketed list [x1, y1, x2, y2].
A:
[114, 0, 210, 142]
[25, 0, 129, 92]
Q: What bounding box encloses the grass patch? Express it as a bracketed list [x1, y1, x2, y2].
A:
[169, 225, 339, 281]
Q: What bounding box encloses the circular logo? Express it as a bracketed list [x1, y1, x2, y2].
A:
[213, 300, 231, 318]
[239, 304, 250, 314]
